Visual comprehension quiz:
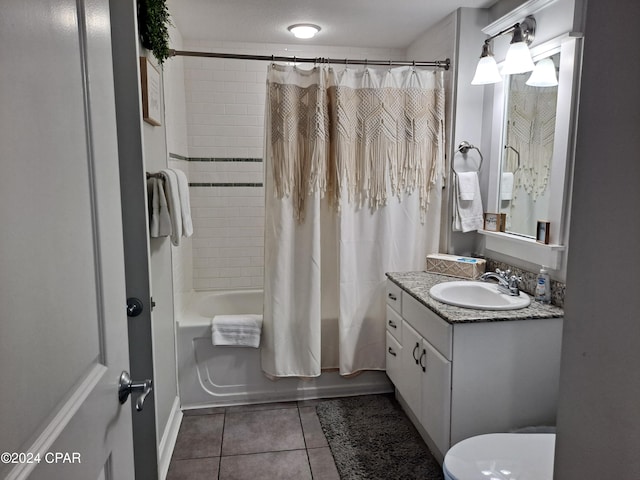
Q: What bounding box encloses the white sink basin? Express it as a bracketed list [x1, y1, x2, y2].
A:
[429, 281, 531, 310]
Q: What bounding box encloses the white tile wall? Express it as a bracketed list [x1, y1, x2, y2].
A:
[189, 160, 264, 289]
[165, 25, 193, 307]
[181, 39, 405, 290]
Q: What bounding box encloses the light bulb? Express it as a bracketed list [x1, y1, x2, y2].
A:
[471, 42, 502, 85]
[502, 42, 535, 75]
[472, 56, 503, 85]
[526, 57, 558, 87]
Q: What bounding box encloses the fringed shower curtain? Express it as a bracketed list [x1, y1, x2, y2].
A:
[262, 64, 445, 377]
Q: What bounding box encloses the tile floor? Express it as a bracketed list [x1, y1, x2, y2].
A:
[167, 400, 340, 480]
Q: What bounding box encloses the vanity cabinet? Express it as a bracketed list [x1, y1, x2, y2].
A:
[385, 279, 563, 461]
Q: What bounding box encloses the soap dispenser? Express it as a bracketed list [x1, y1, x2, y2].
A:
[535, 266, 551, 304]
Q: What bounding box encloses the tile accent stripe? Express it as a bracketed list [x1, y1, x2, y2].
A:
[168, 153, 262, 163]
[169, 154, 263, 188]
[189, 182, 263, 187]
[189, 157, 262, 162]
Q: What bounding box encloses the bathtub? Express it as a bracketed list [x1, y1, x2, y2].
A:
[176, 289, 392, 409]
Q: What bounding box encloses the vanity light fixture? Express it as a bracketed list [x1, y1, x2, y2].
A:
[287, 23, 321, 39]
[526, 57, 558, 87]
[471, 15, 537, 85]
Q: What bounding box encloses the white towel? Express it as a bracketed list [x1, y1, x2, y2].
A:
[170, 168, 193, 238]
[148, 178, 172, 237]
[457, 172, 477, 201]
[501, 172, 514, 201]
[211, 314, 263, 348]
[148, 178, 160, 236]
[453, 173, 484, 232]
[160, 169, 182, 246]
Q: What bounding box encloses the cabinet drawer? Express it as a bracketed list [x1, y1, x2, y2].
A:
[386, 280, 402, 314]
[385, 332, 402, 386]
[386, 305, 402, 344]
[402, 292, 452, 360]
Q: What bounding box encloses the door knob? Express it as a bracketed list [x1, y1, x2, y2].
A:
[118, 371, 153, 411]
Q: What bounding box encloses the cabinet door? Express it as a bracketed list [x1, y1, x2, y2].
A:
[400, 321, 423, 417]
[385, 332, 402, 386]
[420, 339, 452, 456]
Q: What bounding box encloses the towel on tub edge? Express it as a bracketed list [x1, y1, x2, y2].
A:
[211, 314, 263, 348]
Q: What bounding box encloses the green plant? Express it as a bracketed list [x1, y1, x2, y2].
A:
[138, 0, 172, 64]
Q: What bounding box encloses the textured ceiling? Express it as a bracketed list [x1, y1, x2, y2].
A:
[167, 0, 497, 49]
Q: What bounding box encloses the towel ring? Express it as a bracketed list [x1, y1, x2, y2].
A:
[504, 145, 521, 172]
[452, 141, 483, 175]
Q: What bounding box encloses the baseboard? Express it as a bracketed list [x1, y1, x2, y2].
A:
[157, 396, 183, 480]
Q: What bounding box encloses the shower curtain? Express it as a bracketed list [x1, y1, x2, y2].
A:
[262, 64, 445, 377]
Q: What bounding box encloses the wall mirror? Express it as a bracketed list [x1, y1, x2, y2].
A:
[499, 50, 560, 238]
[483, 34, 583, 273]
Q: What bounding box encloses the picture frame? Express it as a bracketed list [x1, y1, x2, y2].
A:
[140, 57, 161, 126]
[536, 221, 551, 244]
[483, 213, 506, 232]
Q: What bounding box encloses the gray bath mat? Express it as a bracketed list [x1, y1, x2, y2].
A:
[316, 394, 444, 480]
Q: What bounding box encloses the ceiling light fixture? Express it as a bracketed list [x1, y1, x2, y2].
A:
[471, 15, 536, 85]
[288, 24, 321, 39]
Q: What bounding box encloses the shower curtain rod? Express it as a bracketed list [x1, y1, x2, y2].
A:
[169, 49, 450, 70]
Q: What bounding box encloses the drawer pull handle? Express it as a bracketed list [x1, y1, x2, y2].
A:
[388, 347, 397, 357]
[419, 349, 427, 372]
[388, 293, 397, 301]
[412, 343, 420, 364]
[388, 320, 397, 328]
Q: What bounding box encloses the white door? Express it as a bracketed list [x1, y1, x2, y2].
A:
[0, 1, 135, 479]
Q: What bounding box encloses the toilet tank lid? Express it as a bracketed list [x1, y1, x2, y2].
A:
[443, 433, 555, 480]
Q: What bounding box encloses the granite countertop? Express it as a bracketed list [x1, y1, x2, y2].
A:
[386, 271, 564, 324]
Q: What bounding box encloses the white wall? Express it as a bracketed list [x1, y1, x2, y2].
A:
[554, 0, 640, 477]
[179, 40, 405, 290]
[139, 49, 180, 463]
[408, 8, 489, 257]
[164, 24, 193, 313]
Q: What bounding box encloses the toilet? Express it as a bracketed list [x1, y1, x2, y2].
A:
[443, 433, 555, 480]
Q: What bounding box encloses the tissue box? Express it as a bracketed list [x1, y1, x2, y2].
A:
[426, 254, 486, 279]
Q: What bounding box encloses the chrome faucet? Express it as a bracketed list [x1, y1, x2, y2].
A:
[480, 268, 522, 296]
